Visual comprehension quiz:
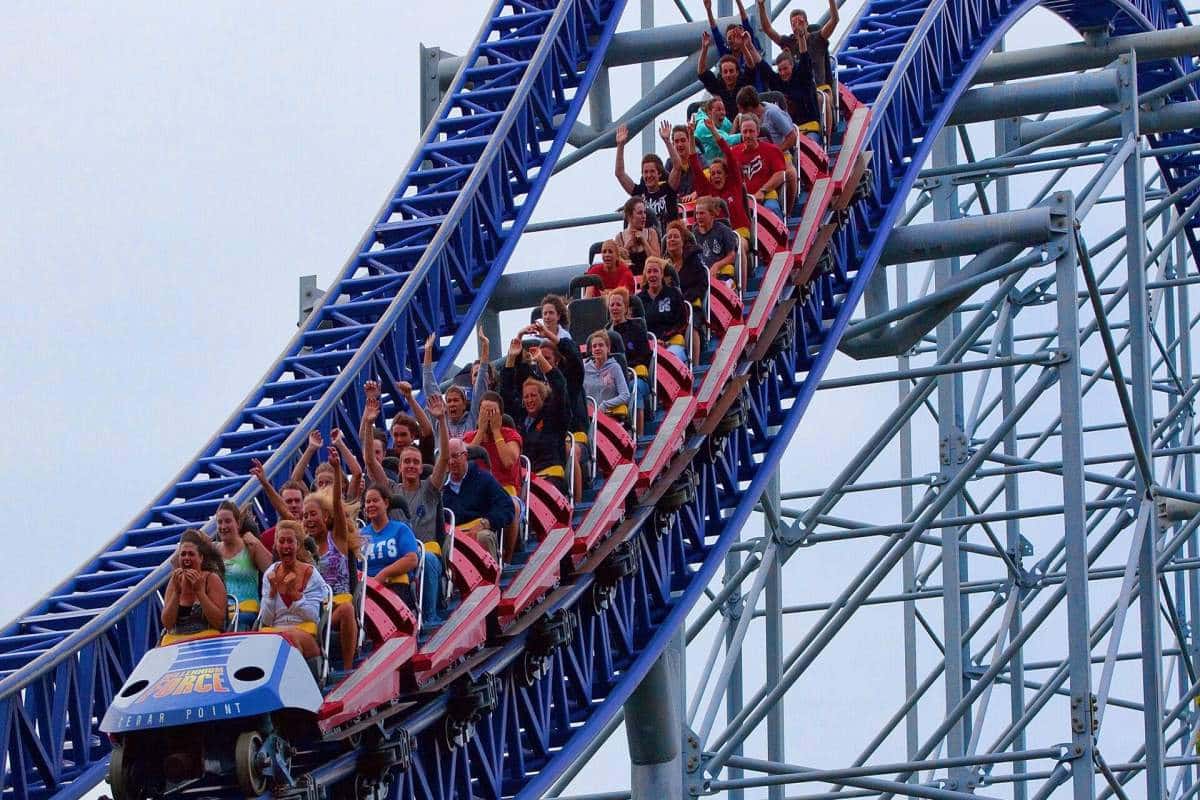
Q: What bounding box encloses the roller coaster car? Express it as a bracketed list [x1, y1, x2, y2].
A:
[101, 633, 322, 799]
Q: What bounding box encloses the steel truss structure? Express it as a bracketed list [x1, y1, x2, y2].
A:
[6, 1, 1200, 800]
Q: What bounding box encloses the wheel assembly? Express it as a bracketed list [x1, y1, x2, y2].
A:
[235, 730, 269, 796]
[108, 744, 146, 800]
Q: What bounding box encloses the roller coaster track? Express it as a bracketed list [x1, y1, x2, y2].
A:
[3, 1, 1198, 799]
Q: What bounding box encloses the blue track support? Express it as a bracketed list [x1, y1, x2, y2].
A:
[3, 1, 1199, 799]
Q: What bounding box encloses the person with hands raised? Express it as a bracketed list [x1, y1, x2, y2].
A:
[249, 458, 307, 553]
[756, 0, 839, 135]
[391, 379, 436, 465]
[161, 530, 227, 645]
[660, 121, 697, 200]
[698, 31, 753, 123]
[615, 123, 678, 230]
[689, 117, 753, 241]
[304, 446, 361, 672]
[703, 0, 762, 68]
[361, 381, 450, 624]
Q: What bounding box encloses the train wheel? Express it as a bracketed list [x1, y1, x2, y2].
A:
[108, 745, 145, 800]
[235, 731, 268, 796]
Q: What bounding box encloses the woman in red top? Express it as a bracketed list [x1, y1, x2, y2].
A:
[586, 239, 637, 297]
[463, 391, 523, 556]
[687, 117, 752, 238]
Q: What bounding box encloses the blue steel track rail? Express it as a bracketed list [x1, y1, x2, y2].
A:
[0, 1, 625, 798]
[3, 2, 1197, 800]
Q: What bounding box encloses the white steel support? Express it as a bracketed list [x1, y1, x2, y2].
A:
[932, 128, 973, 790]
[1119, 51, 1169, 800]
[1054, 198, 1098, 800]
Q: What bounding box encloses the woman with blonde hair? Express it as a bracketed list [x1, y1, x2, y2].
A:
[301, 447, 361, 671]
[585, 239, 636, 297]
[258, 521, 328, 658]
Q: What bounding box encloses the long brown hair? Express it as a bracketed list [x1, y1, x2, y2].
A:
[178, 529, 225, 578]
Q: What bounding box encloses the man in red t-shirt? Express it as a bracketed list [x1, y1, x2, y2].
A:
[463, 391, 524, 556]
[731, 115, 787, 217]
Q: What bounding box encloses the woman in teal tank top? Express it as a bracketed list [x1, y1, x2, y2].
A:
[213, 501, 273, 630]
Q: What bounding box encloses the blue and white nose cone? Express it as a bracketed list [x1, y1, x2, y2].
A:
[101, 634, 322, 733]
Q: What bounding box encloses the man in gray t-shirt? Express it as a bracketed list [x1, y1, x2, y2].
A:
[361, 381, 450, 545]
[391, 477, 442, 543]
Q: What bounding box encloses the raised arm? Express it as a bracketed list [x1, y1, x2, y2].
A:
[697, 30, 712, 76]
[421, 333, 438, 399]
[614, 124, 638, 194]
[331, 428, 363, 499]
[395, 380, 434, 438]
[250, 458, 296, 521]
[427, 392, 451, 489]
[470, 325, 490, 423]
[291, 429, 323, 486]
[821, 0, 839, 40]
[326, 448, 355, 560]
[755, 0, 789, 48]
[743, 34, 763, 68]
[359, 381, 390, 487]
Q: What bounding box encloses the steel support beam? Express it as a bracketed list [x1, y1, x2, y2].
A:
[1018, 101, 1200, 148]
[972, 26, 1200, 85]
[625, 627, 684, 799]
[948, 69, 1121, 126]
[879, 207, 1057, 266]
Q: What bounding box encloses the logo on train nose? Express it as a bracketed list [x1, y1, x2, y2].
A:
[149, 666, 231, 697]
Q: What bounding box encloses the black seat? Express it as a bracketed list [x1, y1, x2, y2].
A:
[588, 241, 604, 266]
[760, 91, 788, 110]
[663, 265, 681, 290]
[629, 294, 645, 319]
[568, 275, 609, 342]
[466, 445, 491, 469]
[687, 100, 704, 120]
[606, 329, 628, 372]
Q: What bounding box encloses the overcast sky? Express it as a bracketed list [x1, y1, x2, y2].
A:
[4, 3, 1160, 797]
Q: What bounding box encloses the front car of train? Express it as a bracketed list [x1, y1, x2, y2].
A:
[100, 633, 322, 799]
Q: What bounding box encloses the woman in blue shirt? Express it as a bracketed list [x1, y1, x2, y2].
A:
[360, 484, 422, 611]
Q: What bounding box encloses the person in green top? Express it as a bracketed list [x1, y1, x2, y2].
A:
[692, 96, 741, 164]
[213, 500, 273, 630]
